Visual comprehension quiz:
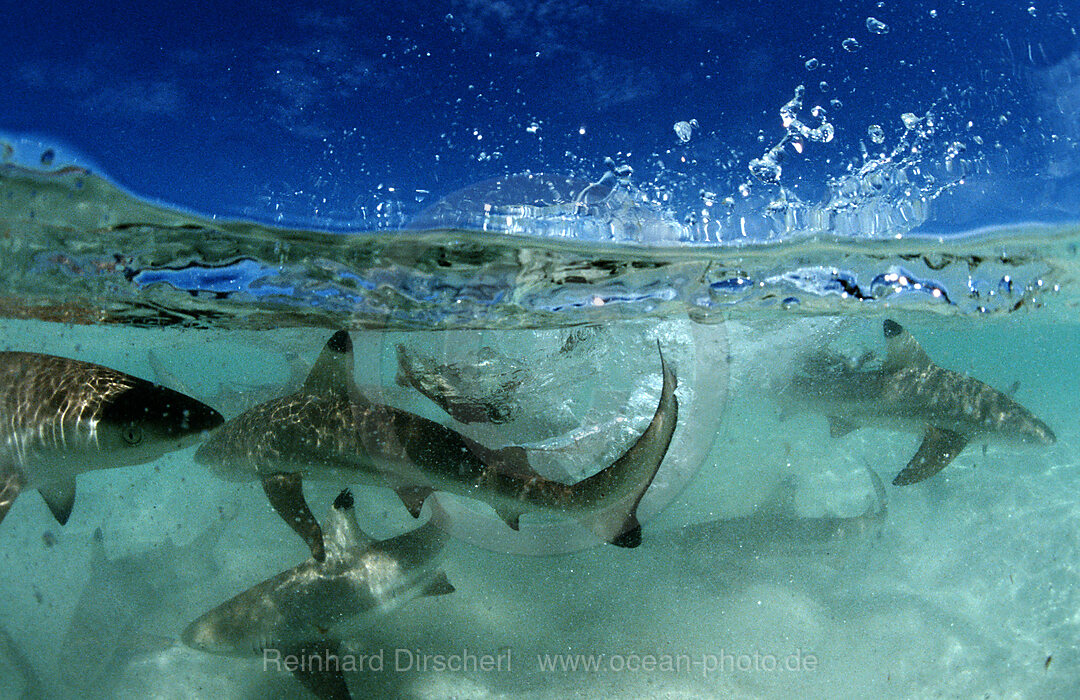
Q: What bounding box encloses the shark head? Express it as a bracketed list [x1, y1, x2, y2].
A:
[996, 409, 1057, 446]
[91, 380, 224, 469]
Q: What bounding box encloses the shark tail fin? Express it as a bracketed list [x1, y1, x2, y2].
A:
[0, 463, 25, 526]
[569, 341, 678, 548]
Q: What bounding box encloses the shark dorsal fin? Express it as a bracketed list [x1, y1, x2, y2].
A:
[302, 331, 355, 396]
[325, 489, 373, 559]
[882, 319, 933, 372]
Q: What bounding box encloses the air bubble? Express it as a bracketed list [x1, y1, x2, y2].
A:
[842, 38, 861, 52]
[866, 17, 889, 34]
[901, 112, 921, 130]
[749, 155, 782, 185]
[673, 119, 698, 143]
[868, 124, 886, 144]
[805, 58, 820, 71]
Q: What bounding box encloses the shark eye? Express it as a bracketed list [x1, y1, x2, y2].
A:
[121, 424, 144, 446]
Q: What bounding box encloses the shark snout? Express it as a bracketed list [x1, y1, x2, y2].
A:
[181, 618, 234, 655]
[1026, 420, 1056, 446]
[180, 620, 211, 651]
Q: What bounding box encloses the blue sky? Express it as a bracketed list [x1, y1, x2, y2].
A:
[2, 0, 1078, 231]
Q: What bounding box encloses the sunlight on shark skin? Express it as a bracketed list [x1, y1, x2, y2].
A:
[182, 490, 454, 700]
[0, 352, 224, 526]
[780, 319, 1056, 486]
[195, 331, 678, 561]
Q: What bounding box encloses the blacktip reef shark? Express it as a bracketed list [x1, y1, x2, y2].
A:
[0, 351, 224, 525]
[783, 319, 1055, 486]
[195, 330, 677, 560]
[183, 489, 453, 700]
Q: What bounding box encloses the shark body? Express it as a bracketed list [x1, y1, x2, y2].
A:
[182, 489, 453, 700]
[0, 351, 224, 525]
[196, 331, 678, 560]
[784, 319, 1055, 485]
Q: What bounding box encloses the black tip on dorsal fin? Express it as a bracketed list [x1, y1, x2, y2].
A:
[883, 319, 902, 338]
[327, 330, 352, 354]
[333, 489, 354, 511]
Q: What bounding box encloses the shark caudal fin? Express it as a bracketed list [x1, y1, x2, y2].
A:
[570, 342, 678, 548]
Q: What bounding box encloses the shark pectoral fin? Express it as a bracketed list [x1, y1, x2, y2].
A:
[421, 570, 456, 597]
[261, 473, 326, 562]
[0, 462, 25, 526]
[828, 416, 858, 438]
[39, 476, 77, 525]
[892, 427, 969, 486]
[394, 486, 434, 518]
[284, 640, 351, 700]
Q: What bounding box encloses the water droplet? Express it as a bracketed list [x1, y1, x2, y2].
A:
[901, 112, 921, 130]
[805, 57, 820, 71]
[1028, 5, 1037, 17]
[868, 124, 886, 143]
[673, 120, 696, 143]
[842, 38, 861, 52]
[865, 17, 889, 34]
[929, 9, 938, 18]
[749, 155, 782, 184]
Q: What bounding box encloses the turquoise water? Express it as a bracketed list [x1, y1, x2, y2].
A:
[0, 165, 1078, 698]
